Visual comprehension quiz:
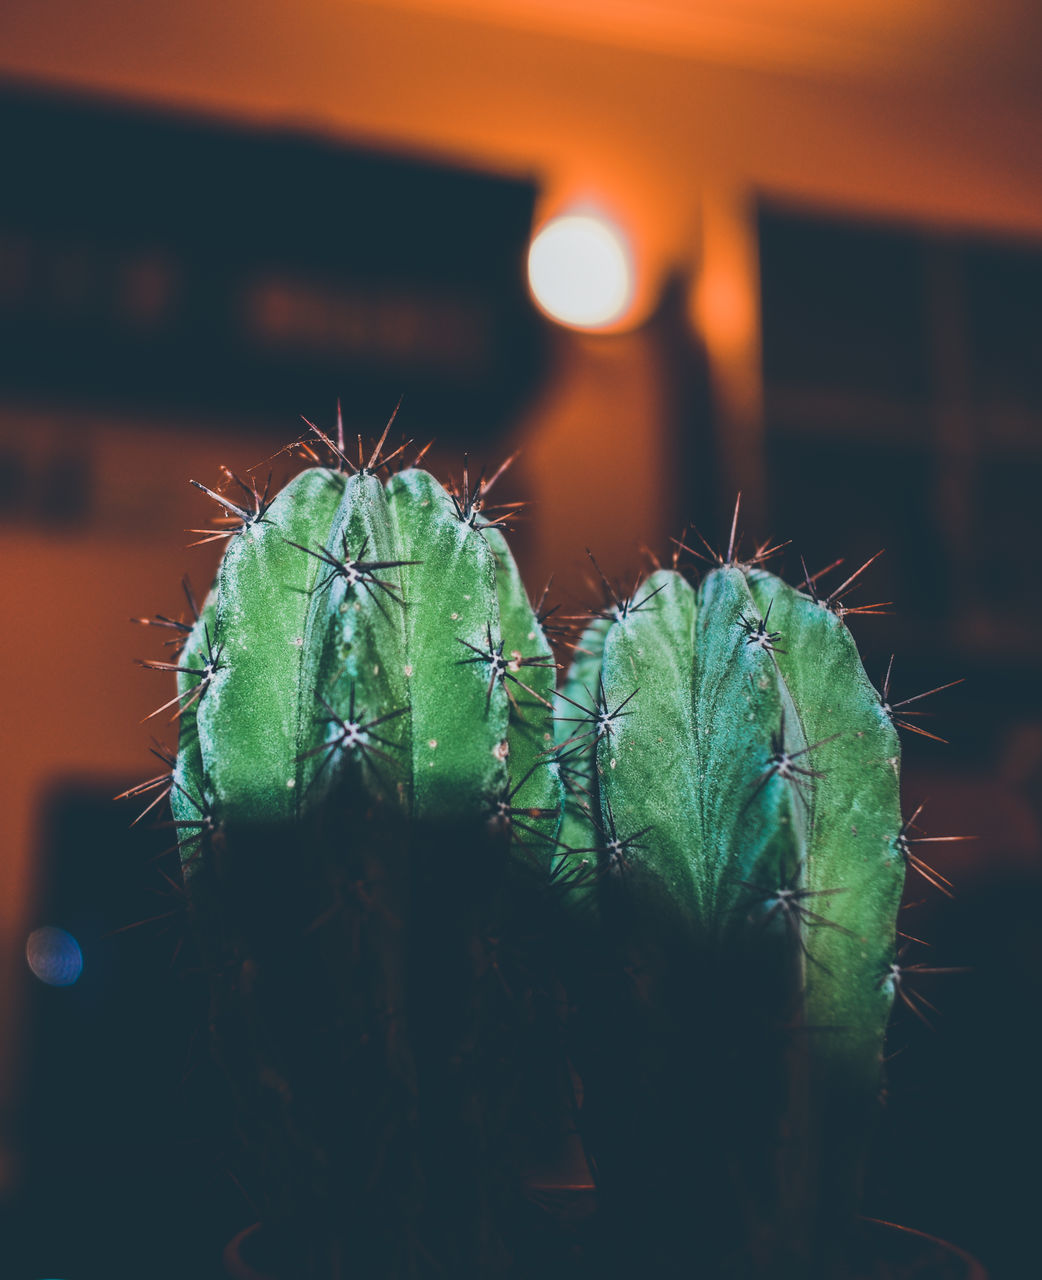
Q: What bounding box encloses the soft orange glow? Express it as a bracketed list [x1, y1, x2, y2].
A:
[528, 213, 635, 330]
[693, 266, 756, 352]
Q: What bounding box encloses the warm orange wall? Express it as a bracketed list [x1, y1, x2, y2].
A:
[2, 1, 1042, 288]
[0, 412, 249, 1147]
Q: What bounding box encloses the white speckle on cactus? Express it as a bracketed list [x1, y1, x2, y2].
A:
[463, 594, 471, 601]
[493, 740, 509, 761]
[286, 778, 296, 788]
[610, 758, 616, 769]
[291, 636, 304, 647]
[451, 612, 459, 621]
[428, 739, 438, 749]
[404, 664, 413, 677]
[373, 664, 380, 676]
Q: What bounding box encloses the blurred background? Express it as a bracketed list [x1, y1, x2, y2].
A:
[1, 3, 1041, 1276]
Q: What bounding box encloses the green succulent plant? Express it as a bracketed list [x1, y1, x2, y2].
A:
[147, 423, 567, 1278]
[132, 426, 959, 1279]
[552, 520, 918, 1276]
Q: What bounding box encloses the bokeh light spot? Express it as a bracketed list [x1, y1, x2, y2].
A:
[528, 213, 634, 330]
[26, 926, 83, 987]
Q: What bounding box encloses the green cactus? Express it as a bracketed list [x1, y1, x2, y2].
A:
[553, 528, 909, 1277]
[133, 435, 956, 1278]
[150, 430, 569, 1279]
[171, 449, 566, 839]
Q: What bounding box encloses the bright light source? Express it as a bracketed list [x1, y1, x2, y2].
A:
[26, 926, 83, 987]
[528, 213, 635, 330]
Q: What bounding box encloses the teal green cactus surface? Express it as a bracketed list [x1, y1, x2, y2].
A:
[153, 440, 567, 1279]
[170, 456, 561, 846]
[133, 436, 948, 1278]
[557, 546, 906, 1275]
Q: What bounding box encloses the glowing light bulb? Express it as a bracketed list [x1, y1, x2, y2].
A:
[528, 213, 635, 330]
[26, 926, 83, 987]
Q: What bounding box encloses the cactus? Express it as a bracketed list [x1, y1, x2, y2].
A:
[133, 432, 957, 1278]
[553, 525, 910, 1277]
[149, 427, 569, 1279]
